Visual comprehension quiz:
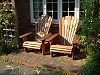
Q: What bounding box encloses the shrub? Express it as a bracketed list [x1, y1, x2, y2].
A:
[80, 0, 100, 75]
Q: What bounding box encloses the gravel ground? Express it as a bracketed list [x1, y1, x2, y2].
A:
[0, 60, 59, 75]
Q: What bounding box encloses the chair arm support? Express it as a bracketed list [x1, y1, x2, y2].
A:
[72, 35, 80, 44]
[19, 32, 33, 39]
[45, 33, 59, 42]
[97, 34, 100, 37]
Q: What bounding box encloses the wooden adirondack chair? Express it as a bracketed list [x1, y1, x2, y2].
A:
[46, 16, 80, 59]
[19, 15, 52, 55]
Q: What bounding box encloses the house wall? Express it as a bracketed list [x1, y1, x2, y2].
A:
[15, 0, 34, 36]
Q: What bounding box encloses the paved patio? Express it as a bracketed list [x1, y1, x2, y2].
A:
[0, 60, 59, 75]
[0, 51, 86, 75]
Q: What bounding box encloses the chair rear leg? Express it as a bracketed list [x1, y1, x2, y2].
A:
[68, 54, 72, 57]
[50, 52, 53, 57]
[72, 47, 76, 60]
[72, 53, 75, 60]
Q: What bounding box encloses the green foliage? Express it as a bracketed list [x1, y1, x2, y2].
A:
[0, 1, 15, 27]
[79, 18, 100, 53]
[81, 0, 94, 18]
[83, 40, 100, 75]
[80, 0, 100, 75]
[0, 0, 17, 55]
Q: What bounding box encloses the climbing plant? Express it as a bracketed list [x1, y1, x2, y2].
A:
[0, 0, 17, 55]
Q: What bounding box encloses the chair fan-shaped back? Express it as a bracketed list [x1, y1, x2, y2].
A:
[35, 15, 52, 40]
[59, 16, 79, 45]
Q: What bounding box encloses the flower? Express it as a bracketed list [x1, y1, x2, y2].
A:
[3, 2, 7, 7]
[5, 20, 9, 24]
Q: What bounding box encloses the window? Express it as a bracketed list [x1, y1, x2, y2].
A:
[33, 0, 43, 19]
[30, 0, 80, 24]
[47, 0, 58, 19]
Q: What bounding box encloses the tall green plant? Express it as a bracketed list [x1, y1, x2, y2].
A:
[80, 0, 100, 75]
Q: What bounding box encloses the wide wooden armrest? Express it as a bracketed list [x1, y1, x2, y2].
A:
[19, 32, 33, 39]
[72, 35, 80, 44]
[46, 33, 59, 42]
[41, 33, 52, 41]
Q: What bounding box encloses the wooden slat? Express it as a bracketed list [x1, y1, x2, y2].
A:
[65, 16, 72, 43]
[23, 46, 40, 49]
[70, 17, 77, 44]
[19, 32, 32, 39]
[23, 41, 41, 44]
[60, 17, 65, 45]
[61, 17, 65, 43]
[64, 17, 68, 45]
[70, 18, 79, 44]
[50, 45, 72, 50]
[46, 33, 59, 42]
[23, 40, 49, 49]
[68, 17, 75, 44]
[23, 41, 42, 49]
[50, 50, 72, 54]
[50, 45, 72, 54]
[41, 32, 52, 40]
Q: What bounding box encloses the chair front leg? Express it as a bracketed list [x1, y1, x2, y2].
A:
[23, 47, 28, 52]
[41, 43, 45, 55]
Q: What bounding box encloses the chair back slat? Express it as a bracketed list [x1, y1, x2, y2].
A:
[68, 17, 75, 44]
[59, 17, 65, 45]
[59, 16, 79, 45]
[65, 16, 72, 45]
[35, 15, 52, 40]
